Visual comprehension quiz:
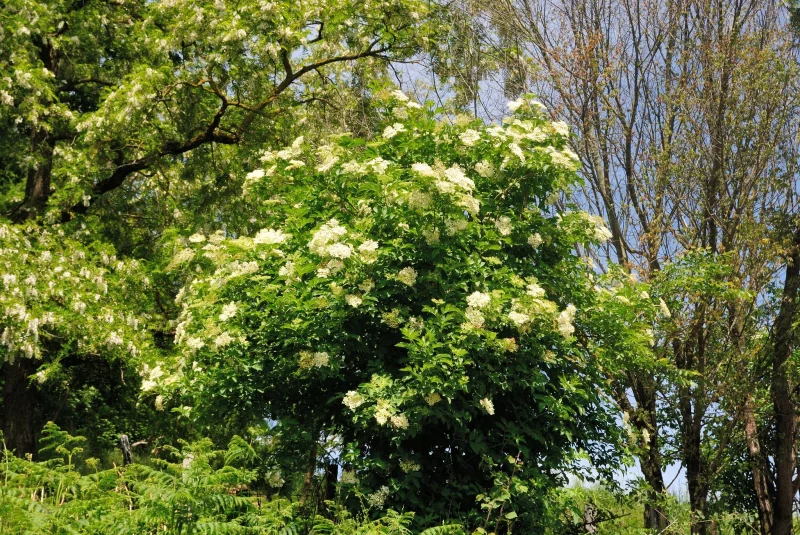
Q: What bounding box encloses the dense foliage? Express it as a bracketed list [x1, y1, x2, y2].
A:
[156, 93, 651, 529]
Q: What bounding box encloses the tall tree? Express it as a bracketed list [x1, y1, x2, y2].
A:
[442, 0, 800, 531]
[0, 0, 431, 455]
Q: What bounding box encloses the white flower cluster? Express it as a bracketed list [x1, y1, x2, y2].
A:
[254, 228, 290, 245]
[345, 294, 363, 307]
[308, 219, 351, 258]
[382, 123, 406, 139]
[409, 162, 481, 216]
[219, 302, 238, 321]
[343, 390, 365, 410]
[340, 469, 358, 485]
[539, 145, 580, 171]
[495, 216, 513, 236]
[0, 225, 145, 362]
[583, 213, 613, 243]
[474, 160, 495, 178]
[367, 485, 391, 509]
[459, 129, 481, 146]
[299, 351, 330, 368]
[557, 304, 577, 338]
[397, 267, 417, 287]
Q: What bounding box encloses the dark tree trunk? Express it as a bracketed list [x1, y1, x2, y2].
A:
[686, 431, 708, 535]
[2, 359, 37, 456]
[12, 129, 55, 223]
[743, 395, 774, 535]
[676, 312, 711, 535]
[769, 228, 800, 535]
[324, 462, 338, 511]
[636, 380, 669, 532]
[299, 441, 318, 506]
[3, 126, 55, 457]
[640, 434, 669, 531]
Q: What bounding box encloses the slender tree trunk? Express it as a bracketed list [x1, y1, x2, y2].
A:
[324, 462, 338, 513]
[743, 395, 774, 535]
[2, 359, 37, 456]
[769, 228, 800, 535]
[299, 441, 318, 506]
[641, 449, 669, 531]
[637, 381, 669, 531]
[685, 425, 708, 535]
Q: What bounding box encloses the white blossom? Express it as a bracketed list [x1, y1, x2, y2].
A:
[308, 219, 348, 256]
[557, 304, 577, 338]
[340, 470, 358, 484]
[254, 228, 290, 245]
[444, 165, 474, 191]
[445, 218, 467, 235]
[551, 121, 570, 137]
[458, 194, 480, 216]
[425, 392, 442, 405]
[390, 89, 409, 102]
[245, 168, 265, 181]
[464, 307, 485, 329]
[215, 332, 234, 348]
[509, 142, 526, 162]
[367, 486, 390, 509]
[526, 283, 546, 298]
[659, 298, 671, 318]
[397, 267, 417, 287]
[466, 291, 491, 309]
[475, 160, 495, 178]
[186, 337, 205, 350]
[107, 332, 123, 346]
[345, 294, 363, 308]
[411, 162, 439, 178]
[508, 311, 530, 326]
[343, 390, 365, 410]
[327, 242, 354, 259]
[382, 123, 406, 139]
[219, 302, 238, 321]
[507, 98, 525, 112]
[459, 129, 481, 146]
[278, 261, 296, 278]
[495, 216, 513, 236]
[480, 398, 495, 415]
[391, 413, 409, 429]
[407, 190, 432, 211]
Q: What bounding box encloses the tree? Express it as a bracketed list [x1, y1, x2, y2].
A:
[0, 0, 432, 455]
[443, 0, 800, 531]
[160, 92, 654, 529]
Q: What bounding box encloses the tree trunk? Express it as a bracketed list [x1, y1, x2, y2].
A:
[637, 381, 669, 532]
[299, 441, 318, 506]
[12, 129, 55, 222]
[640, 436, 669, 532]
[2, 359, 37, 456]
[743, 395, 774, 535]
[769, 228, 800, 535]
[324, 462, 338, 513]
[686, 432, 708, 535]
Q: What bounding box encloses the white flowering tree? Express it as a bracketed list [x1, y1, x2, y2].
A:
[157, 92, 651, 528]
[0, 0, 434, 457]
[0, 0, 432, 223]
[0, 224, 154, 454]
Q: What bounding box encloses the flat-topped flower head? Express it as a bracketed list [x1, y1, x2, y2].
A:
[254, 228, 290, 245]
